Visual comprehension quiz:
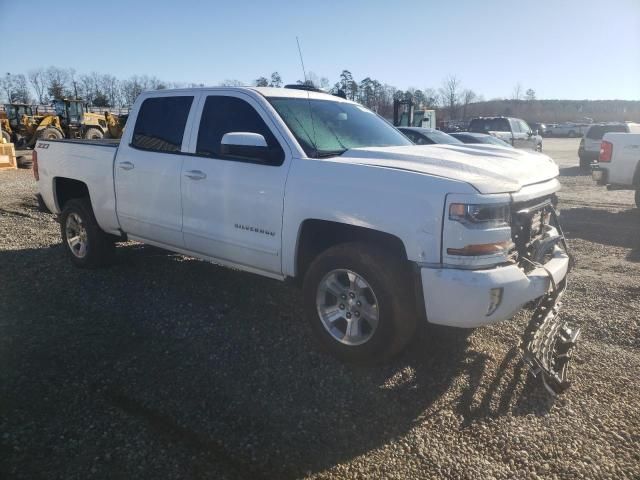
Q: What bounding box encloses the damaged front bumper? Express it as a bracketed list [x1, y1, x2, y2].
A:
[521, 279, 580, 395]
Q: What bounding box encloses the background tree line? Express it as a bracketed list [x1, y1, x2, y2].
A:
[2, 67, 638, 123]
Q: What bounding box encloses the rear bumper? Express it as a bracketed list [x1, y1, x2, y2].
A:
[420, 245, 569, 328]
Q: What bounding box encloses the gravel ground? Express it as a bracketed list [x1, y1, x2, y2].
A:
[0, 138, 638, 479]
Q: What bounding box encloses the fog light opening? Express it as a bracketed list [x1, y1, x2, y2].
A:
[487, 287, 503, 316]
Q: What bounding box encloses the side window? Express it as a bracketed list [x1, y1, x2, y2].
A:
[510, 119, 521, 133]
[519, 120, 531, 133]
[196, 96, 284, 166]
[132, 96, 193, 153]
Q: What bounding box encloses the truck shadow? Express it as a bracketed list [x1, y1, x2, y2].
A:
[560, 207, 640, 261]
[1, 243, 552, 479]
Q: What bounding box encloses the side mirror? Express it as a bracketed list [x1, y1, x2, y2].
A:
[220, 132, 269, 161]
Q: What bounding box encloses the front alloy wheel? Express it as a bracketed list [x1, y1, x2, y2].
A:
[316, 269, 379, 346]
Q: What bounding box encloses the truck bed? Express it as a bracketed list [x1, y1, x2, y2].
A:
[36, 138, 121, 235]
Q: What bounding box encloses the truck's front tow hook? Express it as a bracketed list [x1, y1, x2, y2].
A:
[520, 285, 581, 396]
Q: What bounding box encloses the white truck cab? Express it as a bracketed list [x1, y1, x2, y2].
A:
[34, 86, 572, 372]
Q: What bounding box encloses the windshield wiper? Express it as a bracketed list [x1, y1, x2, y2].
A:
[315, 149, 348, 158]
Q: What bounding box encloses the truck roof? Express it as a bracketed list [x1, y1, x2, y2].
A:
[139, 86, 350, 103]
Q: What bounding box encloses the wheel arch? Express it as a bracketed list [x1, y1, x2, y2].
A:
[293, 219, 409, 282]
[53, 177, 91, 212]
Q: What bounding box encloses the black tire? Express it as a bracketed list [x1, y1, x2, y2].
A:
[59, 198, 115, 268]
[39, 128, 63, 140]
[579, 155, 591, 170]
[16, 156, 32, 169]
[84, 128, 103, 140]
[536, 142, 542, 152]
[1, 129, 10, 144]
[302, 242, 417, 364]
[635, 189, 640, 209]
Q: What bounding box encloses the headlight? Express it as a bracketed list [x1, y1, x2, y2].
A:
[449, 203, 511, 227]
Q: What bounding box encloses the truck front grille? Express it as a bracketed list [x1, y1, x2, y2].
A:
[511, 195, 558, 270]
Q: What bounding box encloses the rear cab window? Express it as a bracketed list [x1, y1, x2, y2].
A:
[132, 96, 194, 152]
[586, 124, 629, 140]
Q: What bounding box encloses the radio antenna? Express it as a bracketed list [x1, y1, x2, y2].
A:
[296, 36, 307, 83]
[295, 36, 317, 156]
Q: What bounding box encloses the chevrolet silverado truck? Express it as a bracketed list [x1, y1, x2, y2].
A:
[34, 86, 577, 391]
[592, 131, 640, 207]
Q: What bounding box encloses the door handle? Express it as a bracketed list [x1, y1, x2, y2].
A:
[184, 170, 207, 180]
[118, 161, 135, 170]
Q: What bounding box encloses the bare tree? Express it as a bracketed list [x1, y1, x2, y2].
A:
[0, 73, 15, 102]
[28, 69, 48, 103]
[512, 82, 523, 101]
[461, 89, 477, 120]
[439, 75, 461, 120]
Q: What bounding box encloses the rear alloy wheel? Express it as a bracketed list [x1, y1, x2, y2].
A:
[59, 198, 115, 268]
[303, 242, 416, 364]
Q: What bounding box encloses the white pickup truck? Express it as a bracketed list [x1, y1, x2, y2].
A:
[592, 131, 640, 207]
[34, 86, 575, 382]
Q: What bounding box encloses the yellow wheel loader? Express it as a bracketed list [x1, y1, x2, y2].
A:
[52, 99, 109, 140]
[1, 103, 63, 146]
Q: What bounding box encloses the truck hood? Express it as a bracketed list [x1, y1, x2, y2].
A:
[335, 144, 559, 194]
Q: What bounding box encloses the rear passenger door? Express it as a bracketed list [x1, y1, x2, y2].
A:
[114, 94, 197, 247]
[180, 92, 291, 275]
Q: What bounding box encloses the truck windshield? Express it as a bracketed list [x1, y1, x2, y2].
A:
[268, 97, 412, 158]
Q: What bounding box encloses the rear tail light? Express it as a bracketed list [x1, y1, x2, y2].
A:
[599, 141, 613, 162]
[32, 149, 39, 180]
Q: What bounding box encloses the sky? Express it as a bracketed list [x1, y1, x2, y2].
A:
[2, 0, 639, 100]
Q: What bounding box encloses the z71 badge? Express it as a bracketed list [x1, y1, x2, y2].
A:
[36, 143, 49, 149]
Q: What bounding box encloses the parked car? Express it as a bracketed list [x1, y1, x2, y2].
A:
[449, 132, 514, 148]
[33, 86, 573, 384]
[548, 122, 589, 138]
[578, 123, 638, 169]
[397, 127, 463, 145]
[468, 117, 543, 151]
[592, 128, 640, 207]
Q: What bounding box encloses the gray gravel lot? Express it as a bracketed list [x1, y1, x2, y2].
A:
[1, 138, 638, 479]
